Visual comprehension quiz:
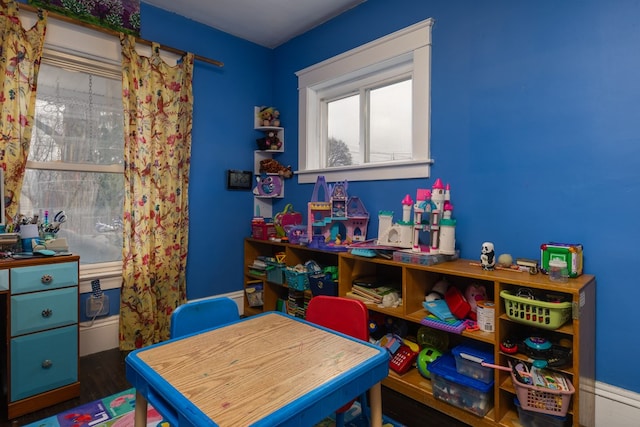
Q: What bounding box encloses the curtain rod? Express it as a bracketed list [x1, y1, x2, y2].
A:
[19, 3, 224, 67]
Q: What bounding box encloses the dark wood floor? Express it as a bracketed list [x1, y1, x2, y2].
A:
[5, 348, 470, 427]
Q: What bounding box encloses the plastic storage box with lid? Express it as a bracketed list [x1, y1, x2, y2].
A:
[514, 398, 567, 427]
[427, 353, 494, 417]
[451, 342, 494, 384]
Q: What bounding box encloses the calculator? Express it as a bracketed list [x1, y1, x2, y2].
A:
[389, 345, 418, 374]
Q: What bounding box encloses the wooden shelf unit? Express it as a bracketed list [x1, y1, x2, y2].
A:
[243, 238, 596, 427]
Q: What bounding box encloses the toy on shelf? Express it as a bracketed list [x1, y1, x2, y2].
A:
[464, 283, 487, 321]
[377, 177, 456, 254]
[307, 176, 369, 250]
[256, 130, 282, 151]
[480, 241, 496, 270]
[256, 106, 280, 127]
[259, 158, 292, 178]
[253, 175, 283, 197]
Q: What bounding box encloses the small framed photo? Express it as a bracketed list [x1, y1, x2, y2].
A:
[227, 170, 253, 190]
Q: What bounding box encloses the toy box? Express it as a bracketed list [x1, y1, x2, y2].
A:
[427, 354, 494, 417]
[540, 243, 583, 278]
[515, 398, 567, 427]
[309, 272, 338, 296]
[265, 260, 285, 284]
[284, 268, 310, 291]
[251, 218, 276, 240]
[451, 343, 494, 384]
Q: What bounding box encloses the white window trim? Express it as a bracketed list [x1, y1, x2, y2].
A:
[296, 18, 435, 184]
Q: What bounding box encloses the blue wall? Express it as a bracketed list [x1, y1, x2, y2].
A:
[39, 0, 638, 394]
[273, 0, 640, 393]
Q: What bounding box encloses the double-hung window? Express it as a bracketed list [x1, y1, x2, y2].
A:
[296, 18, 435, 183]
[17, 13, 126, 283]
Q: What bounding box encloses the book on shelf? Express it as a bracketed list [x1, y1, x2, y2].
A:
[345, 291, 378, 304]
[351, 284, 400, 303]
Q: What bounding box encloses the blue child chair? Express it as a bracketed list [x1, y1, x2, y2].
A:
[170, 297, 240, 338]
[305, 295, 371, 427]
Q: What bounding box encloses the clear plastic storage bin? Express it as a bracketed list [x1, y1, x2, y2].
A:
[451, 342, 494, 384]
[428, 354, 494, 417]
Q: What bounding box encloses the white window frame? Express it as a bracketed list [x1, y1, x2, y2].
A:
[296, 18, 435, 184]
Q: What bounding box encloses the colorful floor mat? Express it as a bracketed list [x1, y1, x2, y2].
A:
[24, 388, 404, 427]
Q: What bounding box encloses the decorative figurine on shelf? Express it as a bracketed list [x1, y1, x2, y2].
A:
[480, 242, 496, 270]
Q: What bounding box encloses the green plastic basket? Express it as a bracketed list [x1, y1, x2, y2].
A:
[500, 290, 572, 330]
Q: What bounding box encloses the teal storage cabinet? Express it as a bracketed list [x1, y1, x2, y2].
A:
[2, 256, 81, 419]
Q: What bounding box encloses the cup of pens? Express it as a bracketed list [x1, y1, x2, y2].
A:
[20, 224, 39, 253]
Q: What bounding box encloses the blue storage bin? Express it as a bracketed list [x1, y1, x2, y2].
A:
[515, 398, 567, 427]
[309, 273, 338, 296]
[451, 342, 495, 384]
[428, 353, 494, 417]
[266, 260, 285, 284]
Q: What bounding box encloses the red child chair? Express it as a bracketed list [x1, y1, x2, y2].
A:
[305, 295, 371, 427]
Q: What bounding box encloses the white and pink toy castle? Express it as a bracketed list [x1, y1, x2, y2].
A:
[377, 178, 456, 254]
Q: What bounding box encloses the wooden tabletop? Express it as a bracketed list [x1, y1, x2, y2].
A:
[131, 312, 386, 426]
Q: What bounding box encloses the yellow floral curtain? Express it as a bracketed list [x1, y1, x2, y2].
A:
[0, 0, 46, 222]
[119, 34, 193, 350]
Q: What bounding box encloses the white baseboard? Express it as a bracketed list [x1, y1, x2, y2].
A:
[79, 315, 120, 356]
[79, 290, 245, 356]
[595, 381, 640, 427]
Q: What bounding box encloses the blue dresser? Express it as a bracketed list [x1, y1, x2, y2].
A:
[1, 255, 80, 419]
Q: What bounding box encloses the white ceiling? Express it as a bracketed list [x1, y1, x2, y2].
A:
[143, 0, 365, 49]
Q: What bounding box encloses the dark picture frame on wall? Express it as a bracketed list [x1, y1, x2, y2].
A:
[227, 170, 253, 190]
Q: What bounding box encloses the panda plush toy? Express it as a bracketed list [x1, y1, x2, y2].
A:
[480, 242, 496, 270]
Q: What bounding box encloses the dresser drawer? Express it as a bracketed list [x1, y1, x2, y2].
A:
[0, 269, 8, 291]
[11, 287, 78, 336]
[10, 325, 78, 402]
[11, 261, 78, 294]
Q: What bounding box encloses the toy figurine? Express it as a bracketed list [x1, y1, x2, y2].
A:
[480, 242, 496, 270]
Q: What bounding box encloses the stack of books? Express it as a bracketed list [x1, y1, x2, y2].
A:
[248, 257, 267, 276]
[349, 277, 400, 304]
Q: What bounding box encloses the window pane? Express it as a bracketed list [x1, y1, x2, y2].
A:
[20, 170, 123, 264]
[369, 79, 412, 162]
[31, 63, 124, 166]
[327, 94, 359, 167]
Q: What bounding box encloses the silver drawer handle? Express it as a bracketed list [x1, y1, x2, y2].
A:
[42, 360, 53, 369]
[41, 274, 53, 284]
[42, 308, 53, 318]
